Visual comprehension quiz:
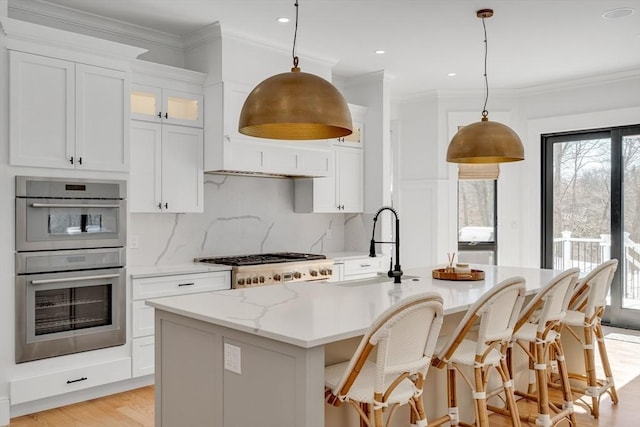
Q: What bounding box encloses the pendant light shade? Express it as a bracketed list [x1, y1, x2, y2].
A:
[238, 0, 352, 140]
[446, 9, 524, 164]
[447, 116, 524, 163]
[238, 66, 352, 140]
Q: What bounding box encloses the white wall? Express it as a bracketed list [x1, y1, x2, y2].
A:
[395, 73, 640, 269]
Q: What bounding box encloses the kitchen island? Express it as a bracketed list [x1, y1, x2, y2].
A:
[147, 265, 558, 427]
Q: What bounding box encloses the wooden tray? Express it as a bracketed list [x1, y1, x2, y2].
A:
[432, 268, 485, 281]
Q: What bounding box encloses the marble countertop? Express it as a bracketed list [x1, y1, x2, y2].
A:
[129, 262, 231, 279]
[146, 264, 558, 348]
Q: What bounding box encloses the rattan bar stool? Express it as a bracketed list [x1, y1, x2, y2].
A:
[430, 277, 527, 427]
[324, 292, 444, 427]
[499, 267, 580, 427]
[556, 259, 619, 418]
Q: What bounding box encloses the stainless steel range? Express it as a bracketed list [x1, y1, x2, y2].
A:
[196, 252, 333, 289]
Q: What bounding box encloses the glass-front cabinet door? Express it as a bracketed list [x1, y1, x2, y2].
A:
[131, 84, 203, 127]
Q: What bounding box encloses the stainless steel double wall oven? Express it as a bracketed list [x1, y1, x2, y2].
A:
[15, 176, 127, 363]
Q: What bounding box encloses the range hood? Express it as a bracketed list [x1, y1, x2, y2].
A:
[204, 81, 333, 179]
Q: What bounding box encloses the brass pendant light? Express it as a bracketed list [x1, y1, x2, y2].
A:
[238, 0, 352, 140]
[446, 9, 524, 163]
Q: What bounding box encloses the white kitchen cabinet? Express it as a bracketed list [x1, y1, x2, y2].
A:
[10, 358, 131, 405]
[130, 270, 230, 377]
[9, 51, 130, 171]
[131, 84, 203, 128]
[130, 121, 203, 213]
[294, 145, 363, 213]
[204, 80, 332, 177]
[329, 254, 390, 282]
[294, 103, 366, 213]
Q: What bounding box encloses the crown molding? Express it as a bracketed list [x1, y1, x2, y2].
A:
[515, 69, 640, 96]
[9, 0, 184, 50]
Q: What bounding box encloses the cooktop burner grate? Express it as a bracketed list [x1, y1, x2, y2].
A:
[198, 252, 326, 266]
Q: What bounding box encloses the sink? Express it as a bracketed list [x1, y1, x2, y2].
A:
[336, 275, 420, 287]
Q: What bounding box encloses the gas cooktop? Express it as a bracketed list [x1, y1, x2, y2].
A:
[197, 252, 326, 267]
[195, 252, 333, 288]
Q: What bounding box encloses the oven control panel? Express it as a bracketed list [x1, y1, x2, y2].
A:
[233, 262, 333, 289]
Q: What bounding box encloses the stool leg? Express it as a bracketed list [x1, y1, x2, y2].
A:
[595, 322, 619, 404]
[447, 365, 459, 426]
[473, 364, 490, 427]
[534, 338, 552, 427]
[583, 324, 600, 418]
[553, 337, 577, 426]
[498, 355, 521, 427]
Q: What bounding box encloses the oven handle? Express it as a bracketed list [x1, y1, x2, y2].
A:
[31, 274, 120, 285]
[31, 203, 122, 209]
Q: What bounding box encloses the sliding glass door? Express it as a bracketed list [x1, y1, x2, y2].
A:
[542, 125, 640, 329]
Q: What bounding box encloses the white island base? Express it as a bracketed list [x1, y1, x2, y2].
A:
[149, 265, 563, 427]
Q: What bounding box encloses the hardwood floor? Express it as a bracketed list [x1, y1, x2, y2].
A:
[9, 327, 639, 426]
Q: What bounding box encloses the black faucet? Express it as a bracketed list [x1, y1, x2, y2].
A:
[369, 206, 403, 283]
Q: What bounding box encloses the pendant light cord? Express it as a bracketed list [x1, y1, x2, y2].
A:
[292, 0, 299, 68]
[481, 15, 489, 119]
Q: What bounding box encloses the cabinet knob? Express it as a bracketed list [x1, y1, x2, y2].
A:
[164, 202, 169, 209]
[78, 157, 82, 165]
[69, 156, 74, 164]
[164, 112, 168, 119]
[157, 112, 162, 118]
[157, 202, 162, 210]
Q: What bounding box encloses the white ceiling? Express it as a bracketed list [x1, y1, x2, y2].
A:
[17, 0, 640, 99]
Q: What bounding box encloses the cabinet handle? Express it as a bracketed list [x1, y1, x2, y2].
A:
[157, 112, 162, 118]
[164, 112, 168, 119]
[360, 264, 371, 268]
[164, 202, 169, 209]
[78, 157, 82, 165]
[66, 376, 88, 384]
[69, 156, 74, 164]
[178, 282, 195, 287]
[157, 202, 162, 210]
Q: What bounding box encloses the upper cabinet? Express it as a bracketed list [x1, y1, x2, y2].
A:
[204, 80, 332, 177]
[131, 84, 203, 128]
[335, 104, 367, 147]
[129, 61, 207, 213]
[130, 122, 203, 213]
[9, 51, 130, 171]
[3, 17, 145, 172]
[294, 104, 367, 213]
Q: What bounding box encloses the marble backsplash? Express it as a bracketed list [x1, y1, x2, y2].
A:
[128, 174, 371, 267]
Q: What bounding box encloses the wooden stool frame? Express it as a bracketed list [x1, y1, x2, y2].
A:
[553, 259, 619, 419]
[431, 277, 527, 427]
[499, 268, 580, 427]
[325, 292, 444, 427]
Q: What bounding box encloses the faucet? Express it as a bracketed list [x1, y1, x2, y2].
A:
[369, 206, 403, 283]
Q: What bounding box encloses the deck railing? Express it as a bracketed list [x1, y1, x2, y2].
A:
[553, 231, 640, 301]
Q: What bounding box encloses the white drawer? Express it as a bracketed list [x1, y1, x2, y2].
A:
[10, 358, 131, 404]
[132, 336, 155, 378]
[343, 256, 388, 278]
[132, 271, 230, 300]
[132, 300, 155, 338]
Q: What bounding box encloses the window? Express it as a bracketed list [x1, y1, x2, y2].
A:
[457, 178, 497, 265]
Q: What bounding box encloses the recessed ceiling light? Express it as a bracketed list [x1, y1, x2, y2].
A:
[277, 17, 290, 23]
[448, 73, 456, 77]
[602, 7, 635, 19]
[375, 50, 385, 55]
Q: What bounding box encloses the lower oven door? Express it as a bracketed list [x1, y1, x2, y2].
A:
[16, 267, 125, 363]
